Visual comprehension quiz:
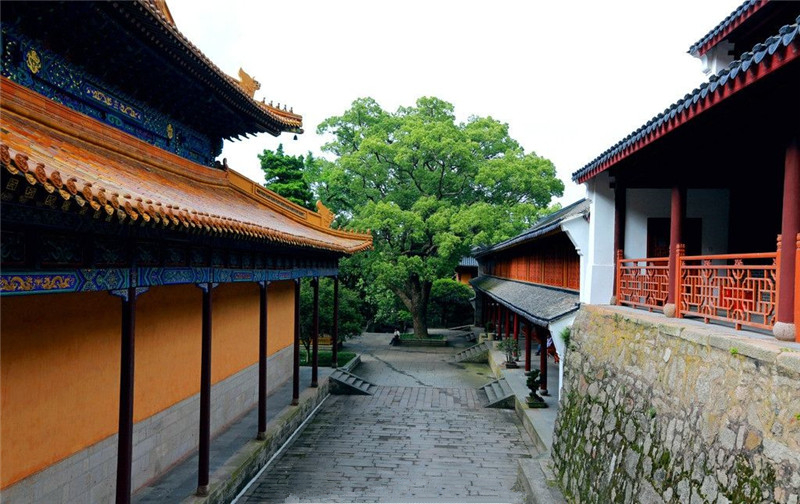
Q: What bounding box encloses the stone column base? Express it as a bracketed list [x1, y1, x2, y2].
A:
[196, 485, 209, 496]
[773, 321, 796, 342]
[663, 303, 676, 318]
[609, 295, 617, 305]
[257, 431, 267, 441]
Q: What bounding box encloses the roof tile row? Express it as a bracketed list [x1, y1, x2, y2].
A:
[573, 15, 799, 184]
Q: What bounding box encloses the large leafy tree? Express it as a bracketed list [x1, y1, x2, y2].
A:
[258, 144, 315, 210]
[316, 97, 564, 337]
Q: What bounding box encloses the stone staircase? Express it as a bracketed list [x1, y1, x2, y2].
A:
[454, 342, 490, 363]
[329, 369, 377, 395]
[479, 378, 515, 408]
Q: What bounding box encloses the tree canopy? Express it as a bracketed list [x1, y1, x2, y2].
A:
[315, 97, 564, 337]
[258, 144, 316, 210]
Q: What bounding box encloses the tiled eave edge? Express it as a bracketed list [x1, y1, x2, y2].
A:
[573, 19, 799, 185]
[131, 0, 304, 134]
[689, 0, 768, 57]
[471, 275, 580, 327]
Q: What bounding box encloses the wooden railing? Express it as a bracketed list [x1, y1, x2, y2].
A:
[615, 250, 670, 311]
[677, 246, 777, 331]
[615, 242, 780, 332]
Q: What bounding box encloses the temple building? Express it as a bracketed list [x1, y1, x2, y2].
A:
[576, 3, 800, 341]
[471, 199, 589, 395]
[0, 2, 371, 503]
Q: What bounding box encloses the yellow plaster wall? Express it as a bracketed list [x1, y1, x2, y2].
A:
[1, 280, 298, 489]
[266, 281, 296, 355]
[1, 292, 121, 488]
[134, 284, 202, 422]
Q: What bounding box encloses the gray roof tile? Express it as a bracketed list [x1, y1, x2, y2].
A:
[471, 276, 580, 325]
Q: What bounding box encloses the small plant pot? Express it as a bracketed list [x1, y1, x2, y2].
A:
[504, 361, 519, 369]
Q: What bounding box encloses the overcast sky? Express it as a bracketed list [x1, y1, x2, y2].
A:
[167, 0, 744, 206]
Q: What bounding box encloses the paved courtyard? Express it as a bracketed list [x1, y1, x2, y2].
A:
[238, 332, 537, 503]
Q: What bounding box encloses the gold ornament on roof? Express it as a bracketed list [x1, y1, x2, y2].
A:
[26, 50, 41, 74]
[316, 201, 335, 228]
[237, 68, 261, 98]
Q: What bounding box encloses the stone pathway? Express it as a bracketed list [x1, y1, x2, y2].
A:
[238, 333, 537, 503]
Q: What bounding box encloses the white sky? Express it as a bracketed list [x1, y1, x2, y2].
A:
[167, 0, 744, 206]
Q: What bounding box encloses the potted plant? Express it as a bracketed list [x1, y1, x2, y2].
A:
[526, 370, 548, 408]
[497, 337, 519, 368]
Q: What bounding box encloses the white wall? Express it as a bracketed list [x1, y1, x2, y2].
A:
[625, 188, 730, 259]
[548, 314, 576, 399]
[687, 189, 730, 256]
[562, 212, 590, 299]
[583, 172, 615, 304]
[625, 188, 670, 259]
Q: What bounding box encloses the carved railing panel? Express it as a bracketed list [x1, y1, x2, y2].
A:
[678, 253, 777, 330]
[616, 254, 670, 311]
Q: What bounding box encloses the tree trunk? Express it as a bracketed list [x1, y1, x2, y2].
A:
[394, 276, 432, 338]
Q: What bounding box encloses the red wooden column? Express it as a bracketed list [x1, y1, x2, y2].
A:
[257, 281, 269, 440]
[665, 185, 686, 317]
[513, 313, 519, 342]
[776, 136, 800, 341]
[524, 319, 532, 373]
[613, 181, 626, 300]
[504, 307, 510, 340]
[538, 326, 549, 396]
[197, 282, 213, 496]
[115, 285, 137, 504]
[311, 277, 320, 387]
[292, 279, 301, 405]
[494, 303, 500, 336]
[331, 276, 339, 368]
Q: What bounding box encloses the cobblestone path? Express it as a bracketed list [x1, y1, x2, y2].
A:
[239, 333, 535, 503]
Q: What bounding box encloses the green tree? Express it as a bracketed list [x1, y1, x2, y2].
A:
[428, 278, 474, 328]
[316, 97, 564, 338]
[298, 277, 364, 361]
[258, 144, 315, 210]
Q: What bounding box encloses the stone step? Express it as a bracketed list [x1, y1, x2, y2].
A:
[454, 342, 490, 363]
[479, 378, 515, 409]
[330, 369, 377, 396]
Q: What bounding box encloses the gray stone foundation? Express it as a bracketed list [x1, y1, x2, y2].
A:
[552, 305, 800, 504]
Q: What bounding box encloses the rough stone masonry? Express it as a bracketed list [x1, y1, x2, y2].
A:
[552, 305, 800, 504]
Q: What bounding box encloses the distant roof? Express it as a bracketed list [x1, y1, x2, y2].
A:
[688, 0, 768, 57]
[475, 199, 588, 257]
[471, 276, 580, 325]
[0, 79, 370, 254]
[458, 257, 479, 268]
[573, 16, 799, 184]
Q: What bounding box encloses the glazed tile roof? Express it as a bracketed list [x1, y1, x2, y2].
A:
[133, 0, 303, 135]
[688, 0, 768, 57]
[475, 199, 588, 257]
[0, 78, 371, 254]
[458, 257, 479, 268]
[573, 15, 799, 184]
[471, 276, 580, 325]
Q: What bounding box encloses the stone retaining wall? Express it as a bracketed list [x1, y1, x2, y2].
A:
[552, 305, 800, 504]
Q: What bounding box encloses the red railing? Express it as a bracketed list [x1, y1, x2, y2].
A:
[615, 241, 780, 332]
[677, 247, 777, 331]
[615, 250, 670, 311]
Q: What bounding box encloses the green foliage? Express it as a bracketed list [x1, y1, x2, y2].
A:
[258, 143, 315, 210]
[299, 278, 364, 358]
[497, 337, 520, 362]
[526, 370, 544, 402]
[428, 278, 474, 328]
[314, 96, 564, 337]
[730, 347, 739, 356]
[561, 326, 572, 350]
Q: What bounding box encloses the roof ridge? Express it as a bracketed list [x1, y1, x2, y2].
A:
[688, 0, 767, 57]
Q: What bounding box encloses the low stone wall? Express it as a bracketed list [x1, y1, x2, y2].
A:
[399, 338, 448, 347]
[552, 305, 800, 504]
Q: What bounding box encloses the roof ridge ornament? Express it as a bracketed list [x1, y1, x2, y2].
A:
[236, 68, 261, 98]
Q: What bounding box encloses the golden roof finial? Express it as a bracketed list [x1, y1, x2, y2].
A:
[236, 68, 261, 98]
